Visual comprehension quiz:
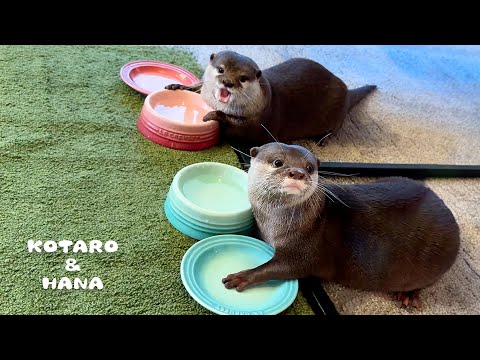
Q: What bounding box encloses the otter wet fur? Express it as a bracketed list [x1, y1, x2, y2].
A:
[165, 51, 377, 148]
[221, 142, 461, 310]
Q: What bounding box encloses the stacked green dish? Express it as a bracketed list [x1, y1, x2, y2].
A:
[164, 162, 255, 240]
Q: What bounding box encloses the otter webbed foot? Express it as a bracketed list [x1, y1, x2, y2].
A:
[393, 290, 422, 310]
[203, 110, 227, 123]
[222, 270, 256, 292]
[165, 83, 192, 91]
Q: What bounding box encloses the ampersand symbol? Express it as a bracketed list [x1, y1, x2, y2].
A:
[65, 258, 80, 272]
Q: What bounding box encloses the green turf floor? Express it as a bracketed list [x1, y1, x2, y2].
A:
[0, 45, 314, 314]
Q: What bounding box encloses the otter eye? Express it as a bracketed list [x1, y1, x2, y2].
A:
[273, 159, 283, 168]
[239, 76, 249, 83]
[306, 164, 314, 173]
[217, 67, 224, 74]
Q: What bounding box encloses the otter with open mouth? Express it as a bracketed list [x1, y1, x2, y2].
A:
[222, 142, 461, 310]
[165, 51, 377, 148]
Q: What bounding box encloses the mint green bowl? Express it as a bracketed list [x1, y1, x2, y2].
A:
[180, 234, 299, 315]
[166, 195, 255, 231]
[168, 162, 254, 227]
[165, 197, 254, 240]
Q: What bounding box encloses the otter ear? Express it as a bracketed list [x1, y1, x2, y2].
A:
[256, 70, 262, 79]
[250, 147, 260, 158]
[210, 53, 216, 61]
[317, 158, 321, 168]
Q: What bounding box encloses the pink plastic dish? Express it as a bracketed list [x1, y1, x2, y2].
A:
[137, 89, 220, 151]
[120, 60, 200, 95]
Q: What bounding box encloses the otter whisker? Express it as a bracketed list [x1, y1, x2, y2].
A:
[260, 124, 280, 143]
[230, 146, 251, 158]
[316, 184, 350, 208]
[314, 186, 336, 204]
[238, 86, 265, 111]
[260, 123, 287, 158]
[196, 80, 217, 86]
[237, 88, 264, 114]
[302, 147, 316, 160]
[309, 190, 324, 210]
[317, 170, 358, 177]
[287, 207, 296, 235]
[313, 132, 332, 148]
[316, 176, 350, 194]
[302, 133, 332, 160]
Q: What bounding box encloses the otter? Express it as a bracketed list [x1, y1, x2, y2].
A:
[221, 142, 460, 309]
[165, 51, 377, 148]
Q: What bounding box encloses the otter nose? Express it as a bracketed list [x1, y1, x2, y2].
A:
[288, 169, 305, 180]
[222, 79, 234, 88]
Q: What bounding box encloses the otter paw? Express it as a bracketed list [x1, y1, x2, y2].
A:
[222, 271, 253, 292]
[393, 290, 422, 310]
[165, 83, 189, 90]
[203, 110, 226, 123]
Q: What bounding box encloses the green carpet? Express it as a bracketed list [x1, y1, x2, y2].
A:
[0, 45, 313, 315]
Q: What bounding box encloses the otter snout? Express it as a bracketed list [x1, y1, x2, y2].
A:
[288, 169, 305, 180]
[222, 79, 234, 88]
[282, 168, 309, 195]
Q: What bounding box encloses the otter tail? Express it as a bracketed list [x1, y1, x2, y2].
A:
[347, 85, 377, 111]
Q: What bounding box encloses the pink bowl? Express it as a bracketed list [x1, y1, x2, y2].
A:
[137, 90, 220, 151]
[120, 60, 201, 96]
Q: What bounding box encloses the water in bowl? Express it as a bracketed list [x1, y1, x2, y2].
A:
[196, 245, 284, 314]
[154, 104, 201, 123]
[182, 173, 250, 212]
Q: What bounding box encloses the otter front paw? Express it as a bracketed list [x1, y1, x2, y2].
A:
[165, 83, 190, 90]
[222, 270, 254, 292]
[393, 290, 422, 310]
[203, 110, 227, 123]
